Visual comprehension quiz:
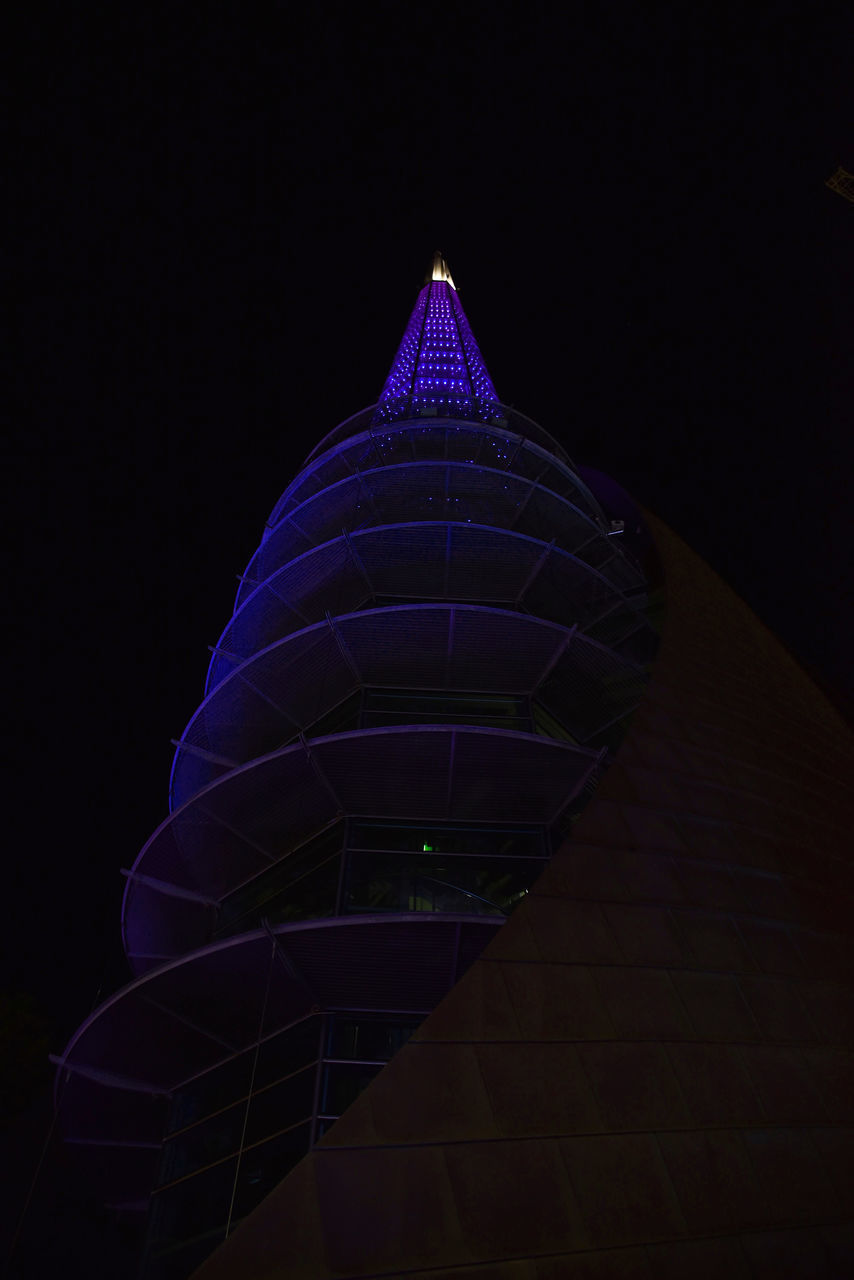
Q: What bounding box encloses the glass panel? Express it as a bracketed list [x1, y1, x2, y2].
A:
[167, 1018, 321, 1142]
[147, 1155, 237, 1252]
[349, 819, 546, 858]
[216, 824, 344, 935]
[257, 853, 342, 927]
[343, 851, 544, 915]
[361, 689, 530, 732]
[362, 711, 529, 729]
[326, 1013, 421, 1063]
[232, 1123, 312, 1220]
[158, 1102, 245, 1186]
[244, 1065, 316, 1147]
[254, 1017, 322, 1090]
[167, 1053, 254, 1134]
[320, 1062, 383, 1117]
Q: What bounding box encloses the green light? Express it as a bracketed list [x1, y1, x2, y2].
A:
[423, 843, 433, 852]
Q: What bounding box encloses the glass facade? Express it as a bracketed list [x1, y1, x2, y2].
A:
[361, 689, 531, 731]
[343, 850, 538, 915]
[143, 1011, 422, 1277]
[213, 818, 549, 938]
[214, 824, 345, 936]
[261, 685, 582, 763]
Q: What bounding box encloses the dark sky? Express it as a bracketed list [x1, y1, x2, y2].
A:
[6, 4, 853, 1273]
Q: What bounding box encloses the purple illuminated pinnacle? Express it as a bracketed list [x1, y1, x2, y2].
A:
[373, 253, 501, 425]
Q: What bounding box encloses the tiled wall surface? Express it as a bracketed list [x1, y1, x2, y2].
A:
[193, 513, 854, 1278]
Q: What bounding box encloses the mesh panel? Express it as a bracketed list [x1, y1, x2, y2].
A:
[446, 525, 539, 601]
[197, 751, 336, 864]
[193, 675, 253, 756]
[175, 607, 607, 808]
[342, 607, 451, 688]
[169, 808, 273, 901]
[539, 635, 646, 742]
[314, 729, 455, 817]
[312, 727, 596, 825]
[207, 539, 365, 693]
[450, 608, 563, 692]
[124, 885, 212, 970]
[524, 549, 621, 631]
[144, 936, 284, 1052]
[128, 749, 340, 960]
[448, 731, 596, 824]
[240, 520, 315, 602]
[358, 430, 413, 469]
[247, 627, 348, 726]
[170, 753, 234, 812]
[270, 423, 603, 530]
[68, 989, 219, 1086]
[301, 401, 568, 466]
[172, 671, 295, 810]
[135, 810, 226, 891]
[272, 449, 354, 526]
[358, 524, 449, 596]
[408, 426, 448, 460]
[72, 914, 500, 1127]
[213, 520, 648, 697]
[273, 540, 359, 622]
[487, 441, 541, 483]
[444, 425, 490, 463]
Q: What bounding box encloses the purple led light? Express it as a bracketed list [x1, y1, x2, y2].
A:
[374, 281, 500, 425]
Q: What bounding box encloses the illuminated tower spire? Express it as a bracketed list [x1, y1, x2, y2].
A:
[429, 249, 456, 287]
[374, 251, 500, 424]
[54, 256, 660, 1278]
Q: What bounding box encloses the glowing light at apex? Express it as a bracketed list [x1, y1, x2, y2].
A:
[374, 260, 499, 427]
[431, 251, 456, 289]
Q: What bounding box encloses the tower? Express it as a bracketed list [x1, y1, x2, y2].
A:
[55, 256, 660, 1278]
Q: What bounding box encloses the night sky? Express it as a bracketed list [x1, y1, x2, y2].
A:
[7, 6, 853, 1274]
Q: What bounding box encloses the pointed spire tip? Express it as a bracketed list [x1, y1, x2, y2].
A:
[429, 250, 456, 289]
[375, 252, 499, 425]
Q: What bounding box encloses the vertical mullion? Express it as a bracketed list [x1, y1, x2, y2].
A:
[308, 1013, 328, 1148]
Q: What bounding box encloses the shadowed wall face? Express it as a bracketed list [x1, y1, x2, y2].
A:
[192, 510, 854, 1280]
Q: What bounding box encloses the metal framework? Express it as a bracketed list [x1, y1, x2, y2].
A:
[56, 260, 657, 1279]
